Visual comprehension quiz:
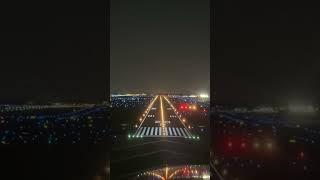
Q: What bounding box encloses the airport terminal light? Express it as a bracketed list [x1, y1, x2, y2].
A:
[202, 174, 210, 179]
[199, 93, 209, 98]
[288, 104, 315, 113]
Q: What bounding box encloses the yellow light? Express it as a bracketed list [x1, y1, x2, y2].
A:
[160, 96, 166, 135]
[222, 169, 228, 176]
[165, 166, 168, 179]
[199, 93, 209, 98]
[182, 118, 186, 122]
[135, 95, 158, 133]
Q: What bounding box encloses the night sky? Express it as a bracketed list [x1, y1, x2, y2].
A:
[1, 2, 319, 106]
[0, 10, 107, 103]
[110, 0, 210, 94]
[214, 1, 320, 106]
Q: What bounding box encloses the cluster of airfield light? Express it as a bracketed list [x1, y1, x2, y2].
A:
[128, 95, 200, 140]
[136, 165, 210, 179]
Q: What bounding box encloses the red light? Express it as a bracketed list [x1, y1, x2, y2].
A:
[228, 142, 232, 148]
[300, 152, 304, 158]
[241, 142, 246, 148]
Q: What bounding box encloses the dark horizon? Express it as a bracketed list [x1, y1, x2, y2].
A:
[0, 10, 107, 104]
[213, 2, 320, 106]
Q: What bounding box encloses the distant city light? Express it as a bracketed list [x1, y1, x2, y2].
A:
[199, 93, 209, 98]
[289, 139, 296, 143]
[202, 174, 210, 179]
[241, 142, 246, 148]
[266, 142, 273, 150]
[288, 104, 315, 113]
[254, 142, 260, 149]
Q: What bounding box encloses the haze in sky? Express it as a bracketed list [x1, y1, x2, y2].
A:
[110, 0, 210, 94]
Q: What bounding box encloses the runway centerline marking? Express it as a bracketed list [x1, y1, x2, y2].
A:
[133, 95, 194, 138]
